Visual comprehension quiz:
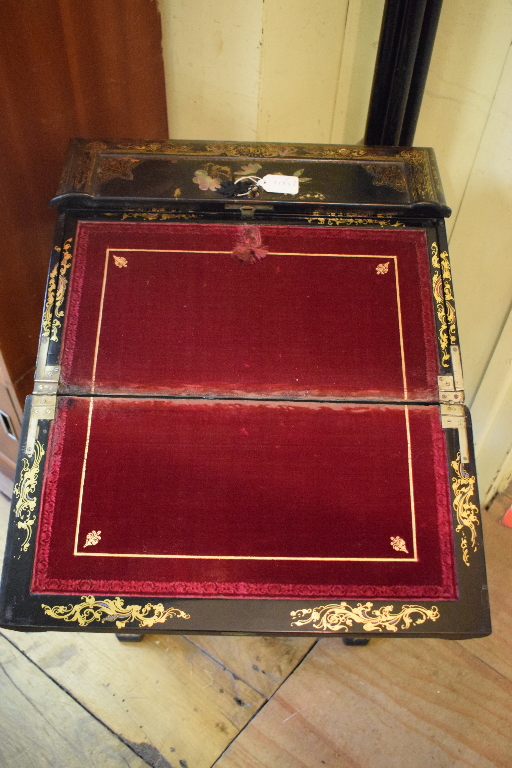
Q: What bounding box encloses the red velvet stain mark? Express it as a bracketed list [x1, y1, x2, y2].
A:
[232, 226, 268, 264]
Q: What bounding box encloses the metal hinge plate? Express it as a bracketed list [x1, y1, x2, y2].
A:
[441, 404, 469, 464]
[438, 346, 465, 404]
[450, 345, 464, 391]
[26, 394, 57, 456]
[34, 337, 60, 395]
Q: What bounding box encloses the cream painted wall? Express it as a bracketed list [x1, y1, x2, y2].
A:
[158, 0, 382, 143]
[158, 0, 512, 498]
[257, 0, 350, 143]
[158, 0, 263, 140]
[415, 1, 512, 499]
[415, 0, 512, 237]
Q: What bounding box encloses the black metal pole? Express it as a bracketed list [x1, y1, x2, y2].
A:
[399, 0, 443, 145]
[365, 0, 430, 146]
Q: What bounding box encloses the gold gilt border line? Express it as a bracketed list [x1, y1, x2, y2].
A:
[74, 401, 418, 561]
[91, 248, 407, 399]
[72, 246, 417, 562]
[290, 602, 440, 632]
[42, 596, 190, 629]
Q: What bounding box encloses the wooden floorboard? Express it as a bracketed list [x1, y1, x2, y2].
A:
[2, 629, 269, 768]
[459, 492, 512, 683]
[215, 633, 512, 767]
[0, 489, 315, 767]
[212, 494, 512, 768]
[187, 635, 317, 698]
[0, 633, 148, 768]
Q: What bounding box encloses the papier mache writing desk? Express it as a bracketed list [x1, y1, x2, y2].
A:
[0, 140, 490, 640]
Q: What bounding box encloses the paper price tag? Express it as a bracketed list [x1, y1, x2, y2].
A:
[258, 174, 300, 195]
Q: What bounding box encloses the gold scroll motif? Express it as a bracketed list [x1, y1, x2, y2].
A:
[431, 242, 451, 367]
[451, 452, 479, 566]
[42, 596, 191, 629]
[50, 239, 73, 343]
[81, 140, 399, 161]
[297, 192, 326, 201]
[376, 262, 390, 275]
[41, 262, 58, 337]
[13, 440, 45, 552]
[362, 163, 408, 194]
[71, 141, 107, 190]
[105, 210, 198, 221]
[96, 157, 141, 185]
[439, 250, 457, 346]
[291, 602, 440, 633]
[306, 216, 404, 228]
[113, 255, 128, 268]
[390, 536, 408, 553]
[84, 530, 101, 547]
[397, 148, 435, 200]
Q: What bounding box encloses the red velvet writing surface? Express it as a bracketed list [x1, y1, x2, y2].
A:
[32, 397, 456, 599]
[60, 222, 438, 401]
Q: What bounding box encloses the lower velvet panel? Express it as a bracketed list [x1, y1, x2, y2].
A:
[31, 397, 457, 599]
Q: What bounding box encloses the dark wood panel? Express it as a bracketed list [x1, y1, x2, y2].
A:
[0, 0, 168, 404]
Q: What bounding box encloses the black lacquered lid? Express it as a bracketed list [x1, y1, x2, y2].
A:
[52, 139, 450, 219]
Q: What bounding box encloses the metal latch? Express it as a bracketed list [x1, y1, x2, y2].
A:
[26, 394, 56, 456]
[441, 404, 469, 464]
[34, 336, 60, 395]
[224, 203, 274, 219]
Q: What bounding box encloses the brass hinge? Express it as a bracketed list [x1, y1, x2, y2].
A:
[441, 403, 469, 464]
[34, 336, 60, 395]
[450, 344, 464, 390]
[438, 345, 465, 404]
[26, 394, 56, 456]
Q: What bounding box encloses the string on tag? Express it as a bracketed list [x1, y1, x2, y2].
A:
[218, 176, 261, 198]
[231, 226, 268, 264]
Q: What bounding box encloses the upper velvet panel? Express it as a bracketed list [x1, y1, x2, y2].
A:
[58, 222, 439, 401]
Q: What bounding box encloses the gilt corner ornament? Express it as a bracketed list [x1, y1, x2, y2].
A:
[13, 440, 45, 552]
[290, 602, 440, 633]
[390, 536, 408, 553]
[41, 595, 191, 629]
[451, 452, 479, 566]
[84, 530, 101, 548]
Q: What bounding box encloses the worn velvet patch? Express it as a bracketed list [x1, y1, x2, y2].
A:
[32, 397, 457, 599]
[59, 222, 439, 401]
